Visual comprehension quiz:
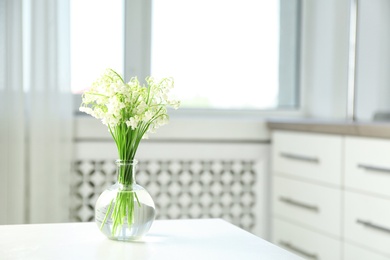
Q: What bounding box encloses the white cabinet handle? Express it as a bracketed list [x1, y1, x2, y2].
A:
[279, 196, 319, 212]
[357, 164, 390, 174]
[280, 152, 319, 163]
[279, 240, 318, 259]
[356, 219, 390, 234]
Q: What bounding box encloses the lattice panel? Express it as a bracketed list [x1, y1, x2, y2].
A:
[70, 159, 257, 232]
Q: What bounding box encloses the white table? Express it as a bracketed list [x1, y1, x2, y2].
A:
[0, 219, 303, 259]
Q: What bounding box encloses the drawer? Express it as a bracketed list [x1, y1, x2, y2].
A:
[344, 191, 390, 255]
[272, 176, 341, 237]
[345, 137, 390, 197]
[344, 243, 390, 260]
[272, 218, 341, 260]
[272, 131, 342, 186]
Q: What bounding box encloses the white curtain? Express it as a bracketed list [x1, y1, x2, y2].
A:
[0, 0, 72, 224]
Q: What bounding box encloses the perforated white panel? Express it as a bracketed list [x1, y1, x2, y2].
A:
[71, 159, 258, 229]
[71, 142, 269, 237]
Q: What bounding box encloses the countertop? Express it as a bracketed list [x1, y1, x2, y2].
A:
[267, 118, 390, 139]
[0, 219, 303, 260]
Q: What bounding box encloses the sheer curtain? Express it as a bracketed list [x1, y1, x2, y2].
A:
[0, 0, 72, 224]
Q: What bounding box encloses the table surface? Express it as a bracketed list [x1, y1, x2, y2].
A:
[0, 219, 303, 260]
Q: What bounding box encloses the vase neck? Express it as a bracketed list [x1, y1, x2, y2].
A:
[116, 159, 137, 186]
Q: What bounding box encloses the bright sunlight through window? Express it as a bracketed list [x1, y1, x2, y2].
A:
[151, 0, 280, 109]
[71, 0, 124, 94]
[70, 1, 299, 110]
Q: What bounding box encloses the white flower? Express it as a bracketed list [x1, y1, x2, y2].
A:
[169, 99, 180, 109]
[126, 117, 139, 130]
[79, 106, 93, 115]
[136, 100, 147, 114]
[143, 111, 154, 122]
[79, 69, 180, 153]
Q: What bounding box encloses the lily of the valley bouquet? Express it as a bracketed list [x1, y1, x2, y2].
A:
[80, 69, 179, 240]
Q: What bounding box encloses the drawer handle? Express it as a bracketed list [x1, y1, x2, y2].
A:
[279, 240, 318, 259]
[356, 219, 390, 234]
[280, 152, 319, 163]
[279, 196, 319, 212]
[357, 164, 390, 174]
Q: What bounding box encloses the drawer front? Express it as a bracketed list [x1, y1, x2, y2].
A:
[344, 191, 390, 255]
[344, 243, 390, 260]
[272, 176, 341, 237]
[272, 219, 341, 260]
[345, 137, 390, 197]
[272, 131, 342, 186]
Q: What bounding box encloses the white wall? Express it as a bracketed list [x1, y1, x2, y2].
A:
[301, 0, 350, 120]
[301, 0, 390, 121]
[355, 0, 390, 121]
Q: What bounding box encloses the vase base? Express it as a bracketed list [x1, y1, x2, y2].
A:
[96, 202, 155, 241]
[108, 235, 144, 242]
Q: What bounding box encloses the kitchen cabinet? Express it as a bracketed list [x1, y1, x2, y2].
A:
[271, 130, 390, 260]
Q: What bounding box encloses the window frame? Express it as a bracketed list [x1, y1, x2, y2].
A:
[73, 0, 305, 119]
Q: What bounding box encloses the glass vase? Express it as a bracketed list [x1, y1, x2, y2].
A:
[95, 159, 155, 241]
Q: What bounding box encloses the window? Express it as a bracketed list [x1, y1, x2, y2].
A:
[71, 0, 301, 111]
[151, 0, 301, 110]
[70, 0, 124, 94]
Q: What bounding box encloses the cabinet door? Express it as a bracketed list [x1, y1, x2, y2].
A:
[272, 219, 341, 260]
[344, 243, 390, 260]
[344, 191, 390, 256]
[345, 136, 390, 197]
[272, 131, 342, 186]
[273, 176, 341, 237]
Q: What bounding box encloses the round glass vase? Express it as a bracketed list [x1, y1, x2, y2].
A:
[95, 160, 155, 241]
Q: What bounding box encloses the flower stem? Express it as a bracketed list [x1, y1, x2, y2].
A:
[100, 199, 114, 230]
[100, 160, 139, 237]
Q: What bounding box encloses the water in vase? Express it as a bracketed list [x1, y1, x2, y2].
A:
[95, 186, 156, 241]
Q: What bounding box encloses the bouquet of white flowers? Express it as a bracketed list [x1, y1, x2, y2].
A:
[80, 69, 179, 237]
